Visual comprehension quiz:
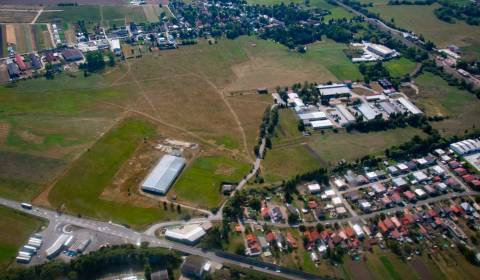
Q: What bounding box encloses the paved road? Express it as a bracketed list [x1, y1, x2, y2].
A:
[0, 197, 305, 280]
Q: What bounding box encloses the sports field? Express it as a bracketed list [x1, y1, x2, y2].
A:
[369, 4, 480, 58]
[262, 109, 426, 182]
[170, 155, 251, 210]
[411, 72, 480, 136]
[0, 206, 45, 269]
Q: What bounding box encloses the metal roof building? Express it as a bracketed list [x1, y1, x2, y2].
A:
[396, 97, 422, 115]
[141, 155, 186, 195]
[357, 103, 379, 120]
[316, 83, 352, 98]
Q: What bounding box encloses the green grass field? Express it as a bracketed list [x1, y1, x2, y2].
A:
[38, 5, 146, 30]
[262, 109, 426, 182]
[0, 206, 45, 269]
[384, 57, 417, 77]
[171, 155, 251, 209]
[412, 72, 480, 136]
[369, 4, 480, 59]
[305, 40, 362, 81]
[48, 118, 186, 229]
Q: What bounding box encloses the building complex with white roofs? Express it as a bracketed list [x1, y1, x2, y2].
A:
[450, 139, 480, 155]
[141, 155, 186, 195]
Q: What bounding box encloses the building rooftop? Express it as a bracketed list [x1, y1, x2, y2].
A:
[141, 155, 186, 195]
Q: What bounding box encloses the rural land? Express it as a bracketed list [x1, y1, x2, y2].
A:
[0, 0, 479, 279]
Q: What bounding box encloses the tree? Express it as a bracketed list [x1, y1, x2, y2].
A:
[288, 213, 299, 225]
[144, 263, 152, 280]
[298, 120, 305, 132]
[85, 51, 105, 72]
[108, 51, 115, 67]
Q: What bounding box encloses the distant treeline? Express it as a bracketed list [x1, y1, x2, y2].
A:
[57, 3, 79, 6]
[388, 0, 436, 5]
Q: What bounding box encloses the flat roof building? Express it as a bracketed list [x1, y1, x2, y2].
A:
[396, 97, 422, 115]
[357, 103, 379, 120]
[311, 119, 333, 129]
[141, 155, 186, 195]
[317, 83, 352, 98]
[299, 111, 327, 123]
[165, 224, 207, 245]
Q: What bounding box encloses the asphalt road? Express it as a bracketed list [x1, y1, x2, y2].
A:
[0, 197, 308, 280]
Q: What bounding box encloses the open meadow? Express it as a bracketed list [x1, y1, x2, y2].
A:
[368, 4, 480, 59]
[384, 57, 417, 77]
[0, 35, 359, 220]
[247, 0, 354, 20]
[0, 206, 45, 270]
[169, 155, 251, 210]
[262, 109, 426, 182]
[410, 72, 480, 137]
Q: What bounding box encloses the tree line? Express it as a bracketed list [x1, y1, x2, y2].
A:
[0, 245, 181, 280]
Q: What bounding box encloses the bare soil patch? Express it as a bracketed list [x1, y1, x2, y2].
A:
[0, 122, 10, 145]
[18, 130, 44, 144]
[5, 24, 15, 44]
[411, 258, 434, 280]
[346, 259, 374, 280]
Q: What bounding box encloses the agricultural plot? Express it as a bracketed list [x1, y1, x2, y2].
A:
[412, 72, 480, 136]
[0, 11, 37, 23]
[38, 5, 102, 31]
[0, 206, 45, 270]
[170, 155, 251, 210]
[369, 4, 480, 58]
[0, 23, 51, 53]
[101, 5, 147, 28]
[142, 4, 162, 23]
[38, 5, 148, 30]
[0, 25, 6, 57]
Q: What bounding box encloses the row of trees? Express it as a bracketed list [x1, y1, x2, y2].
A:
[345, 113, 430, 133]
[254, 106, 279, 157]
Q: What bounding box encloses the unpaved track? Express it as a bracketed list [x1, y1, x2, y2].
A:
[30, 8, 43, 24]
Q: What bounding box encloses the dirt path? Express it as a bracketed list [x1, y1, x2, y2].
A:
[110, 62, 250, 162]
[33, 113, 127, 207]
[30, 8, 43, 24]
[197, 73, 252, 162]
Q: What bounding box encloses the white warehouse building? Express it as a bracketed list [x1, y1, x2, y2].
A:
[141, 155, 186, 195]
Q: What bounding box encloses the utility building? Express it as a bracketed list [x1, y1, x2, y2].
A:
[141, 155, 186, 195]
